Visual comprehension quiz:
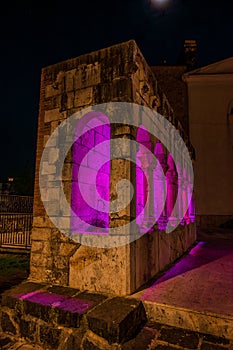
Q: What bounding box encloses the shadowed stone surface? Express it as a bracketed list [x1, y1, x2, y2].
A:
[0, 335, 13, 348]
[200, 344, 228, 350]
[87, 297, 147, 343]
[19, 318, 37, 342]
[122, 327, 157, 349]
[201, 334, 230, 345]
[158, 326, 199, 348]
[39, 324, 62, 349]
[151, 346, 177, 350]
[1, 312, 16, 335]
[82, 337, 104, 350]
[47, 285, 79, 296]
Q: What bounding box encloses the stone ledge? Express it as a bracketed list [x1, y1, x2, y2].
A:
[1, 282, 108, 330]
[0, 282, 147, 348]
[86, 297, 147, 344]
[1, 282, 231, 349]
[142, 301, 233, 340]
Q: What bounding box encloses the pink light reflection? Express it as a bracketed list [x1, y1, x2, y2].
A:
[71, 113, 110, 234]
[13, 291, 94, 313]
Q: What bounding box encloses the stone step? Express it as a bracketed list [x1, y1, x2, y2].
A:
[0, 282, 147, 349]
[139, 300, 233, 341]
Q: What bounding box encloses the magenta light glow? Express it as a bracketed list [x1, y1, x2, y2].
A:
[14, 291, 94, 313]
[71, 113, 110, 234]
[136, 126, 151, 228]
[70, 113, 194, 237]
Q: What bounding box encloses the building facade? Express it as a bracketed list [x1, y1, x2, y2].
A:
[184, 57, 233, 227]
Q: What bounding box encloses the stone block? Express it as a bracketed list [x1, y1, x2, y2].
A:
[158, 325, 199, 349]
[31, 241, 44, 253]
[0, 335, 14, 349]
[30, 253, 52, 268]
[65, 69, 76, 92]
[201, 334, 230, 346]
[69, 245, 129, 295]
[48, 147, 59, 164]
[82, 330, 122, 350]
[44, 108, 63, 123]
[33, 216, 55, 229]
[39, 324, 61, 349]
[29, 266, 50, 282]
[41, 161, 56, 175]
[63, 329, 86, 350]
[122, 327, 157, 350]
[56, 308, 81, 328]
[1, 311, 17, 335]
[74, 87, 93, 107]
[82, 336, 108, 350]
[31, 227, 51, 241]
[45, 84, 62, 98]
[25, 301, 50, 322]
[74, 62, 101, 89]
[47, 285, 79, 297]
[1, 282, 45, 308]
[86, 297, 146, 344]
[19, 317, 37, 342]
[56, 292, 106, 328]
[77, 292, 107, 305]
[200, 343, 227, 350]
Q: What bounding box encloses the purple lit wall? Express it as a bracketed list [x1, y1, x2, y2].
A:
[71, 114, 110, 232]
[136, 126, 151, 228]
[71, 117, 194, 236]
[166, 153, 178, 227]
[154, 141, 167, 230]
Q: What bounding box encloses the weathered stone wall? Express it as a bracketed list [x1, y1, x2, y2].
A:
[30, 40, 196, 295]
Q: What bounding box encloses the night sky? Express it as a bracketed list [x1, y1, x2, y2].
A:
[1, 0, 233, 178]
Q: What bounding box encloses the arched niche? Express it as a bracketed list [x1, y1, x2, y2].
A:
[71, 112, 110, 233]
[136, 126, 152, 230]
[154, 141, 167, 230]
[166, 153, 178, 228]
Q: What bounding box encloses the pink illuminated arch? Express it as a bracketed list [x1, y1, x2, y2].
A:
[166, 153, 178, 227]
[154, 141, 167, 230]
[136, 126, 152, 229]
[71, 112, 110, 233]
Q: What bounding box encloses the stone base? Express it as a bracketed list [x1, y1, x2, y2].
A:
[0, 282, 146, 349]
[1, 281, 232, 349]
[142, 301, 233, 341]
[196, 215, 233, 229]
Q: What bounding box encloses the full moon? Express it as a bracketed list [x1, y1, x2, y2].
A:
[150, 0, 170, 8]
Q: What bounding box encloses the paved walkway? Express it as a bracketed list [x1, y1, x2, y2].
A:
[138, 229, 233, 316]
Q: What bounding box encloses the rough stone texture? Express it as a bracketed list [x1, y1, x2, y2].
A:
[30, 39, 196, 296]
[122, 327, 158, 350]
[0, 282, 232, 349]
[1, 311, 16, 335]
[0, 320, 232, 349]
[87, 297, 146, 343]
[39, 324, 62, 349]
[157, 326, 199, 348]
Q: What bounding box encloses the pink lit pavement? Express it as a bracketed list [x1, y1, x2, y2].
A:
[132, 228, 233, 339]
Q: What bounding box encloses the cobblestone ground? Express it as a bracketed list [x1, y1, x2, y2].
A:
[0, 322, 232, 349]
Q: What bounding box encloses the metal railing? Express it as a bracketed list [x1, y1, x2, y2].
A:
[0, 195, 33, 250]
[0, 194, 33, 213]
